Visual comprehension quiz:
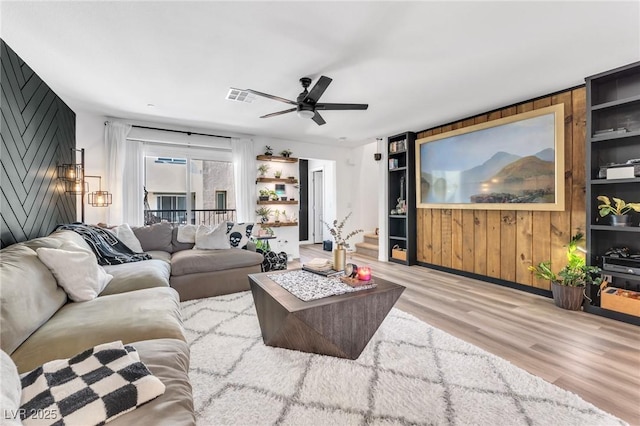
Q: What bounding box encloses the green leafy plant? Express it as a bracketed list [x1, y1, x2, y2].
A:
[274, 170, 282, 178]
[596, 195, 640, 216]
[255, 207, 272, 221]
[321, 212, 363, 249]
[258, 188, 271, 197]
[280, 149, 292, 157]
[269, 189, 279, 200]
[264, 145, 273, 155]
[258, 164, 270, 176]
[528, 233, 602, 287]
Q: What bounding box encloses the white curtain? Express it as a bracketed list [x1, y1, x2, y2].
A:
[104, 121, 135, 225]
[232, 138, 256, 223]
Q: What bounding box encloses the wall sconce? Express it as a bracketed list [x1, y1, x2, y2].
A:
[85, 176, 112, 207]
[374, 138, 383, 161]
[57, 163, 83, 182]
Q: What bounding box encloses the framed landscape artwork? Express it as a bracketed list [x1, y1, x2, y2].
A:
[416, 104, 565, 211]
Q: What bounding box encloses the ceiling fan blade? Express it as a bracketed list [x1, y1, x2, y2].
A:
[303, 76, 332, 104]
[316, 103, 368, 110]
[241, 89, 297, 105]
[312, 112, 326, 126]
[260, 108, 296, 118]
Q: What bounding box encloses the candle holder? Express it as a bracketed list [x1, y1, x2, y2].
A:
[357, 266, 372, 281]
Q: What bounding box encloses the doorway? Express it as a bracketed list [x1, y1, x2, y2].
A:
[312, 170, 324, 243]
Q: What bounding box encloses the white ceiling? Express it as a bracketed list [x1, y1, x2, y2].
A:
[2, 1, 639, 147]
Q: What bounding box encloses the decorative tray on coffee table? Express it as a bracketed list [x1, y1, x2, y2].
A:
[339, 276, 375, 287]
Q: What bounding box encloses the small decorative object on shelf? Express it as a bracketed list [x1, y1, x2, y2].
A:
[264, 145, 273, 156]
[255, 207, 271, 223]
[258, 164, 270, 177]
[528, 233, 603, 310]
[596, 195, 640, 226]
[258, 188, 271, 201]
[274, 170, 282, 178]
[280, 149, 292, 158]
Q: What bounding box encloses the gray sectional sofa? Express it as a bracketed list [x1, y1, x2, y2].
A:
[131, 222, 264, 300]
[0, 222, 264, 425]
[0, 229, 194, 425]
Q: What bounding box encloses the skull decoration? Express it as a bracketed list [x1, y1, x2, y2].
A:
[245, 224, 254, 238]
[229, 232, 243, 248]
[226, 222, 234, 234]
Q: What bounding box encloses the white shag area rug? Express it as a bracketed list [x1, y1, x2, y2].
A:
[181, 292, 626, 426]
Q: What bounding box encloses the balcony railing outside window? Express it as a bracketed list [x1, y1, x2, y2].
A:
[144, 209, 236, 226]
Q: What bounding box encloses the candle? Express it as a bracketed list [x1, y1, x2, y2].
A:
[357, 266, 371, 281]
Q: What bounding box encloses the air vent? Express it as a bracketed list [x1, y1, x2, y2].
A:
[226, 88, 256, 103]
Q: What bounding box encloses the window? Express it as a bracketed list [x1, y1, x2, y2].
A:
[215, 191, 227, 210]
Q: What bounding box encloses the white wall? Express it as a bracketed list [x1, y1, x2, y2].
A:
[75, 110, 108, 225]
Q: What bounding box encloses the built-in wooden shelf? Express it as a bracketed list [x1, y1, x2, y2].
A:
[590, 177, 640, 184]
[591, 94, 640, 111]
[256, 177, 298, 184]
[256, 155, 298, 163]
[257, 200, 299, 205]
[590, 225, 640, 232]
[259, 222, 298, 227]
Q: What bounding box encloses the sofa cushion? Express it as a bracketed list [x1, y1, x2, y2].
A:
[1, 350, 21, 426]
[101, 259, 171, 296]
[170, 248, 263, 277]
[10, 287, 184, 373]
[108, 339, 195, 426]
[36, 243, 113, 302]
[110, 223, 144, 252]
[20, 229, 92, 252]
[194, 223, 230, 250]
[0, 244, 68, 355]
[171, 227, 195, 253]
[133, 222, 173, 253]
[147, 250, 172, 263]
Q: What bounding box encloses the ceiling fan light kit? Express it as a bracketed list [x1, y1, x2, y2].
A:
[237, 75, 368, 126]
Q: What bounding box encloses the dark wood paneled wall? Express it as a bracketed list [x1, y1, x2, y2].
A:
[1, 40, 76, 248]
[416, 88, 586, 290]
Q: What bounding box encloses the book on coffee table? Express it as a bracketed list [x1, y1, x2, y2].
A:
[302, 265, 343, 277]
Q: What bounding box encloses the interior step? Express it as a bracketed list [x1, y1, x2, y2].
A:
[355, 242, 378, 259]
[363, 233, 379, 245]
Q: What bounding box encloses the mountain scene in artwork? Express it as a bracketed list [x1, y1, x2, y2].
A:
[420, 149, 555, 204]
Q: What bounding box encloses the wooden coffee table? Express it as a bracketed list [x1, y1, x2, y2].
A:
[248, 270, 405, 359]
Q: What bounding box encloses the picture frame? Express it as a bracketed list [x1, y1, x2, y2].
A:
[416, 104, 565, 211]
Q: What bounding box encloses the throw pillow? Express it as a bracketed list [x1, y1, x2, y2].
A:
[194, 223, 230, 250]
[176, 224, 197, 243]
[19, 341, 165, 426]
[1, 350, 22, 426]
[36, 242, 113, 302]
[109, 223, 144, 253]
[227, 222, 255, 249]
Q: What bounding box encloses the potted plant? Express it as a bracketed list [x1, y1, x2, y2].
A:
[255, 207, 272, 223]
[274, 170, 282, 179]
[258, 164, 269, 177]
[264, 145, 273, 156]
[280, 149, 292, 158]
[321, 212, 363, 271]
[273, 209, 280, 223]
[596, 195, 640, 226]
[258, 188, 271, 201]
[269, 189, 279, 201]
[528, 233, 602, 310]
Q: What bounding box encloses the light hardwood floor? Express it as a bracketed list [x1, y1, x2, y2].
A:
[295, 244, 640, 425]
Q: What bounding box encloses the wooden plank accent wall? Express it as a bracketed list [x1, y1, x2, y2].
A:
[416, 88, 585, 290]
[1, 40, 76, 248]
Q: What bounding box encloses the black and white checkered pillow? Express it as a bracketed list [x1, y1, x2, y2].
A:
[20, 341, 165, 426]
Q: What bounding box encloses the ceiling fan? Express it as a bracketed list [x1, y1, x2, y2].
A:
[234, 76, 368, 126]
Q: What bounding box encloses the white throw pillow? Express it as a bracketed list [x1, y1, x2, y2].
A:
[110, 223, 144, 252]
[1, 350, 22, 426]
[36, 242, 113, 302]
[177, 224, 197, 243]
[194, 223, 230, 250]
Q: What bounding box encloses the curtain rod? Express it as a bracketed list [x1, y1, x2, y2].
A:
[104, 122, 232, 139]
